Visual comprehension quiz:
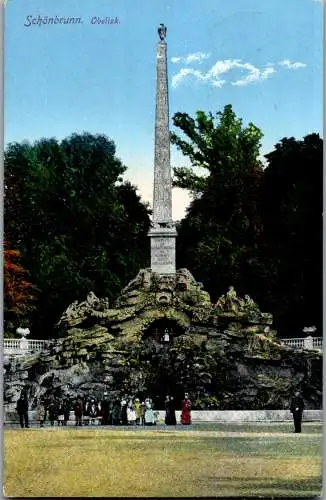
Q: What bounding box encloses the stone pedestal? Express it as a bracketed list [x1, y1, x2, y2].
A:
[149, 226, 177, 274]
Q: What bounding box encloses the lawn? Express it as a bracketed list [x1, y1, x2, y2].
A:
[4, 423, 322, 497]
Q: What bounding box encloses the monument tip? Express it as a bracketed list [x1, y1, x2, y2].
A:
[158, 23, 167, 41]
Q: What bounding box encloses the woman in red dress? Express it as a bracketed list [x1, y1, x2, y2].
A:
[181, 393, 191, 425]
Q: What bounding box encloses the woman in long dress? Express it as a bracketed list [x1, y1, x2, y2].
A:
[112, 399, 121, 425]
[170, 395, 177, 425]
[134, 398, 142, 425]
[181, 393, 191, 425]
[165, 395, 171, 424]
[144, 398, 155, 425]
[127, 402, 136, 425]
[63, 399, 71, 426]
[141, 401, 146, 425]
[120, 399, 128, 425]
[165, 395, 177, 425]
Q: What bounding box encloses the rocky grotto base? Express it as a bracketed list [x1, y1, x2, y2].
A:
[4, 268, 322, 412]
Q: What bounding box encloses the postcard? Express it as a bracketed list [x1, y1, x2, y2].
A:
[3, 0, 323, 497]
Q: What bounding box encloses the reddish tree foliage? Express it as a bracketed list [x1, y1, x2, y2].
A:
[4, 242, 35, 317]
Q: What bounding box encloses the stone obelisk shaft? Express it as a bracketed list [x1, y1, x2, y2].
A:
[153, 41, 172, 222]
[149, 27, 177, 275]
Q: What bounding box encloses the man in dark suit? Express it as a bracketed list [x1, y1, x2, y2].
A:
[290, 390, 305, 433]
[16, 392, 29, 428]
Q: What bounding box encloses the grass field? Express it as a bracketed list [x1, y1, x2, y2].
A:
[4, 423, 322, 497]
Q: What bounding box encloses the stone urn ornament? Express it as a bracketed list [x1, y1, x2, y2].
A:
[16, 327, 30, 351]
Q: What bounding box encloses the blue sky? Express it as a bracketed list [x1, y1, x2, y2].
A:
[5, 0, 322, 219]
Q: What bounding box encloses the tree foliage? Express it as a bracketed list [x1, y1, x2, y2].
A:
[4, 133, 151, 338]
[171, 104, 263, 193]
[172, 105, 264, 303]
[4, 242, 35, 333]
[258, 133, 322, 334]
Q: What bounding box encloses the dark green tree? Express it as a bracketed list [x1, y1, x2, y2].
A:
[258, 133, 322, 335]
[171, 105, 264, 301]
[5, 133, 151, 338]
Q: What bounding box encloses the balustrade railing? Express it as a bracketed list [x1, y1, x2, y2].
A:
[280, 336, 323, 351]
[280, 338, 305, 349]
[312, 337, 323, 349]
[4, 338, 50, 357]
[3, 335, 323, 360]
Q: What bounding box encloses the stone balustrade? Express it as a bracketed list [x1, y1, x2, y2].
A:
[4, 339, 50, 357]
[3, 336, 322, 360]
[280, 336, 322, 352]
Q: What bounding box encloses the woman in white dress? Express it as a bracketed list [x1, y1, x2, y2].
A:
[127, 402, 136, 425]
[144, 398, 155, 426]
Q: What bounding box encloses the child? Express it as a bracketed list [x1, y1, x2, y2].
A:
[134, 398, 142, 425]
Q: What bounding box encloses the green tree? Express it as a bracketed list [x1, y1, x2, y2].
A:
[259, 133, 322, 335]
[172, 105, 264, 300]
[5, 133, 151, 338]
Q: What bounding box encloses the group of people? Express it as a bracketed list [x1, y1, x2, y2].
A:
[15, 390, 305, 432]
[73, 395, 158, 427]
[73, 393, 193, 427]
[165, 393, 192, 425]
[15, 391, 193, 428]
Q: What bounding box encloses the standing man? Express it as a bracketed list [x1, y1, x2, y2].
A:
[47, 396, 57, 427]
[63, 397, 71, 426]
[290, 390, 305, 433]
[74, 395, 83, 426]
[16, 392, 29, 428]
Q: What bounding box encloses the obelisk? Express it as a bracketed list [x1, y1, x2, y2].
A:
[148, 24, 177, 275]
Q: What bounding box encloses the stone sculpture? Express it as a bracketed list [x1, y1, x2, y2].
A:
[158, 23, 167, 41]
